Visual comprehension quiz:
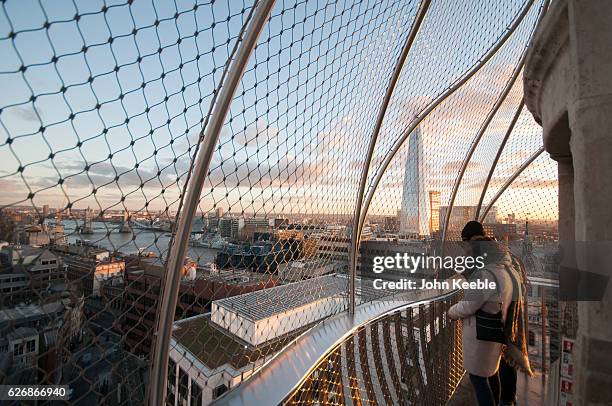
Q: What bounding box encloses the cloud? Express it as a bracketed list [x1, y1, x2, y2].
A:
[204, 154, 329, 190]
[24, 159, 185, 195]
[0, 37, 545, 216]
[0, 177, 59, 207]
[232, 121, 279, 148]
[439, 159, 485, 173]
[487, 176, 557, 190]
[373, 59, 524, 165]
[497, 150, 533, 165]
[349, 155, 385, 171]
[11, 105, 44, 122]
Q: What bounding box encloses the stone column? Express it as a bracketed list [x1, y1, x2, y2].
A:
[557, 158, 579, 347]
[567, 0, 612, 403]
[557, 157, 578, 304]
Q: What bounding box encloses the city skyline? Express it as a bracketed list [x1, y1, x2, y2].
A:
[0, 1, 557, 221]
[0, 0, 575, 405]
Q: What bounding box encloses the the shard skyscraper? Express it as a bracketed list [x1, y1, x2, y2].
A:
[400, 127, 429, 236]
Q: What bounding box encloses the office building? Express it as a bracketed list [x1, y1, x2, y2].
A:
[215, 207, 224, 218]
[439, 205, 498, 236]
[384, 215, 400, 232]
[218, 218, 244, 239]
[400, 127, 429, 237]
[428, 190, 441, 233]
[0, 246, 68, 306]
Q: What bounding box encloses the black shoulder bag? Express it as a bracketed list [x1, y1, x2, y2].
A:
[474, 270, 506, 344]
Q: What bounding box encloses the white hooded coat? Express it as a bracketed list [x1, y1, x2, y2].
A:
[448, 249, 514, 377]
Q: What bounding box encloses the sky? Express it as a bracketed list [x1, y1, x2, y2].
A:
[0, 0, 557, 221]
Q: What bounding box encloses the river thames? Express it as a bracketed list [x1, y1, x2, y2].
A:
[53, 218, 219, 264]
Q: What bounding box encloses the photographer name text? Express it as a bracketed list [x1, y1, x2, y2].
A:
[372, 278, 496, 291]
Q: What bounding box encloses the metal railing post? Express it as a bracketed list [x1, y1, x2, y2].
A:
[349, 0, 431, 314]
[147, 1, 276, 404]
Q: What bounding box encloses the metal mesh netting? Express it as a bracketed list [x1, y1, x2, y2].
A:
[358, 0, 552, 288]
[286, 292, 463, 406]
[0, 0, 560, 405]
[1, 1, 257, 404]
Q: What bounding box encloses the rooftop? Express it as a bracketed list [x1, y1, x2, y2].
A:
[51, 243, 109, 258]
[172, 314, 303, 370]
[213, 274, 347, 321]
[1, 245, 46, 263]
[0, 301, 65, 326]
[287, 258, 340, 268]
[7, 326, 38, 341]
[184, 266, 274, 286]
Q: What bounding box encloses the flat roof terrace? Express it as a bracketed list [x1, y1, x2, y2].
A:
[211, 274, 348, 346]
[212, 274, 347, 322]
[171, 314, 304, 371]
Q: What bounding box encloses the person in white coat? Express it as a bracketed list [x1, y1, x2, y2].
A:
[448, 221, 515, 406]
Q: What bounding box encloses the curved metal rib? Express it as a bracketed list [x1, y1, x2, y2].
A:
[479, 146, 545, 222]
[349, 0, 432, 314]
[357, 0, 539, 239]
[475, 98, 525, 220]
[212, 289, 459, 406]
[148, 1, 277, 404]
[440, 59, 527, 246]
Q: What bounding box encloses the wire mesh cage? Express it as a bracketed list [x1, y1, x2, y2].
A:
[0, 0, 560, 404]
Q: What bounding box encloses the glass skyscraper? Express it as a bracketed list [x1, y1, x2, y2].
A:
[400, 127, 429, 236]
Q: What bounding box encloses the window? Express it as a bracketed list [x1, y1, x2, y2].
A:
[26, 340, 35, 353]
[212, 384, 228, 399]
[166, 359, 176, 405]
[13, 343, 24, 356]
[178, 368, 188, 400]
[528, 331, 536, 347]
[190, 383, 203, 406]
